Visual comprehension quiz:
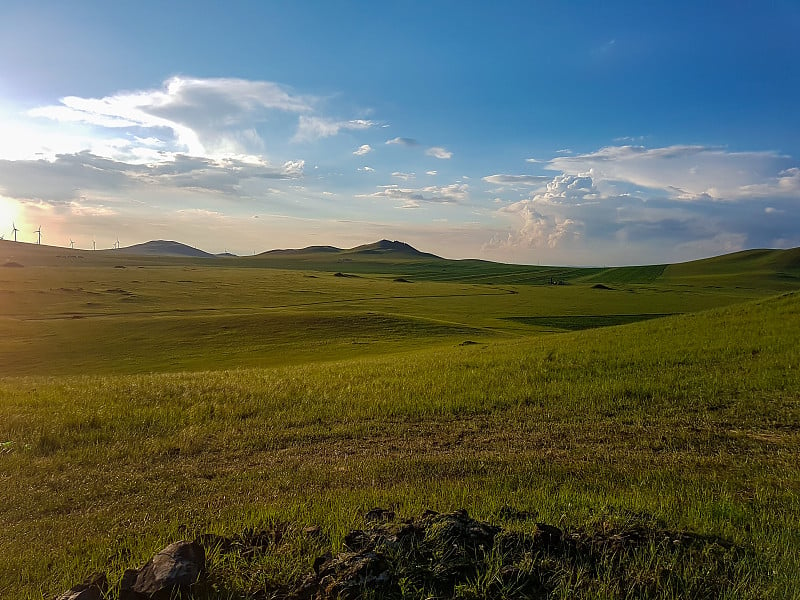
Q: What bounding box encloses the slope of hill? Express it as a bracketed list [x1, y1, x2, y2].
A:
[2, 237, 800, 291]
[345, 239, 440, 258]
[261, 245, 342, 256]
[660, 247, 800, 288]
[118, 240, 215, 258]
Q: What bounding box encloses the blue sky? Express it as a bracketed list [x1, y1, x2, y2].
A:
[0, 1, 798, 264]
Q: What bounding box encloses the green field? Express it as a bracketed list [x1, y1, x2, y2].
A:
[1, 240, 799, 598]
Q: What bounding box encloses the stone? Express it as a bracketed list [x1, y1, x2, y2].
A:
[120, 540, 205, 599]
[55, 572, 107, 600]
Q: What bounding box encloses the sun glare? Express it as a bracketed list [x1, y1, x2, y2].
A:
[0, 198, 20, 239]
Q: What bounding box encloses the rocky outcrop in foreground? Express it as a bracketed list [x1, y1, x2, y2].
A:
[56, 507, 742, 599]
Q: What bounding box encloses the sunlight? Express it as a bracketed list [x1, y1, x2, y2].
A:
[0, 197, 20, 239]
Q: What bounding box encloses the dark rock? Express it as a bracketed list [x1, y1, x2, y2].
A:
[533, 522, 563, 547]
[343, 529, 372, 552]
[290, 572, 320, 600]
[313, 552, 333, 575]
[364, 507, 395, 523]
[423, 509, 500, 555]
[316, 550, 400, 600]
[120, 540, 205, 599]
[118, 569, 140, 600]
[55, 572, 107, 600]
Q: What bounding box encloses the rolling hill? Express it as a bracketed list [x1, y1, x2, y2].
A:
[118, 240, 216, 258]
[1, 237, 800, 290]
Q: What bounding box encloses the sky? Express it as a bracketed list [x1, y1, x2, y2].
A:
[0, 1, 798, 265]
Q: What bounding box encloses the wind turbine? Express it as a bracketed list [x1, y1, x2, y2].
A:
[114, 237, 120, 249]
[34, 226, 42, 245]
[11, 222, 18, 242]
[69, 239, 75, 249]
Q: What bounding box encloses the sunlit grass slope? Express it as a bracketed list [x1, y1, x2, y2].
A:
[1, 292, 798, 598]
[662, 247, 800, 288]
[0, 263, 770, 376]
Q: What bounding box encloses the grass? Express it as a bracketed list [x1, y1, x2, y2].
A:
[500, 314, 673, 330]
[0, 242, 799, 597]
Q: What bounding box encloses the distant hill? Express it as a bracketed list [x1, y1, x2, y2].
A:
[1, 237, 799, 291]
[346, 240, 440, 258]
[262, 245, 342, 256]
[260, 240, 438, 259]
[118, 240, 215, 258]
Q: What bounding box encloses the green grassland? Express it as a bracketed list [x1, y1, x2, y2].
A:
[1, 241, 799, 598]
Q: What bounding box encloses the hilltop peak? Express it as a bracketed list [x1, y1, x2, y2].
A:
[348, 240, 438, 257]
[120, 240, 215, 258]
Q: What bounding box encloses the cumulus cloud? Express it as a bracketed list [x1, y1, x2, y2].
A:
[353, 144, 373, 156]
[294, 116, 375, 142]
[549, 145, 797, 200]
[533, 173, 598, 205]
[385, 137, 418, 146]
[30, 76, 315, 157]
[491, 199, 578, 249]
[357, 166, 375, 172]
[426, 170, 437, 176]
[426, 146, 453, 159]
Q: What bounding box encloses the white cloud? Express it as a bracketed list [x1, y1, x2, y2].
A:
[392, 171, 416, 181]
[549, 145, 797, 200]
[357, 183, 468, 206]
[357, 166, 375, 172]
[294, 116, 375, 142]
[353, 144, 373, 156]
[29, 76, 315, 158]
[0, 152, 304, 203]
[491, 199, 579, 249]
[426, 146, 452, 159]
[426, 170, 437, 176]
[386, 137, 418, 146]
[483, 174, 551, 187]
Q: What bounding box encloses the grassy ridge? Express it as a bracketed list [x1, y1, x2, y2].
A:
[1, 292, 798, 597]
